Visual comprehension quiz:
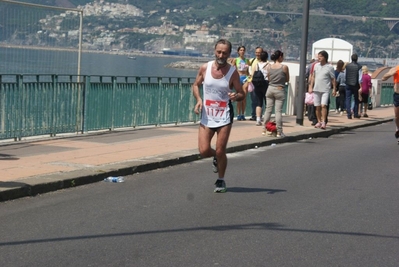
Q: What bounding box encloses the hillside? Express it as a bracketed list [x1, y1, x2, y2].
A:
[2, 0, 399, 58]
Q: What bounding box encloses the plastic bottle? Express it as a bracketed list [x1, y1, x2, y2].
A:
[104, 176, 125, 183]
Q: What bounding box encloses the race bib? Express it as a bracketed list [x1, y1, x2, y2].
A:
[204, 99, 227, 120]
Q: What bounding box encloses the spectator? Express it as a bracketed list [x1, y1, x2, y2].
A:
[234, 45, 250, 121]
[308, 50, 336, 130]
[248, 47, 263, 121]
[252, 51, 270, 126]
[336, 60, 347, 116]
[262, 50, 289, 137]
[345, 54, 362, 119]
[359, 66, 372, 117]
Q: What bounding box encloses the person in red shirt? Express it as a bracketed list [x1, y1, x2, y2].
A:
[359, 66, 372, 117]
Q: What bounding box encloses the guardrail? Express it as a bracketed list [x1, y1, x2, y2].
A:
[0, 75, 201, 140]
[1, 74, 391, 141]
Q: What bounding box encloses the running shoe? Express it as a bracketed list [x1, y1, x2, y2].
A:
[256, 121, 262, 126]
[277, 132, 286, 138]
[212, 156, 218, 173]
[320, 122, 326, 130]
[395, 130, 399, 139]
[314, 122, 321, 128]
[214, 179, 227, 193]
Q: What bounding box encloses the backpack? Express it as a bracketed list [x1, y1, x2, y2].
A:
[251, 63, 268, 90]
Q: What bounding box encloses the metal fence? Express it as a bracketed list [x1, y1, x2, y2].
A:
[2, 74, 391, 141]
[380, 83, 395, 106]
[0, 75, 201, 140]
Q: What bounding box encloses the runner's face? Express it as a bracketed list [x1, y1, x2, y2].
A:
[215, 44, 230, 65]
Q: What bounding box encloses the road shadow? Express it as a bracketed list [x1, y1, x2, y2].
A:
[227, 187, 286, 194]
[0, 222, 398, 247]
[0, 153, 19, 160]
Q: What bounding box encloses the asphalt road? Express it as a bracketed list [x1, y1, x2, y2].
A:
[0, 122, 398, 267]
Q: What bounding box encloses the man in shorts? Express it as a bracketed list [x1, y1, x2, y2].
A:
[308, 50, 336, 129]
[382, 65, 399, 139]
[192, 39, 245, 193]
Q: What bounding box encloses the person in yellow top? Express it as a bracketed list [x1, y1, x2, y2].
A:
[234, 45, 250, 120]
[382, 65, 399, 139]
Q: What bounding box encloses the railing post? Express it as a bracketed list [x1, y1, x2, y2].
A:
[158, 77, 163, 126]
[51, 74, 58, 137]
[82, 76, 90, 133]
[111, 76, 117, 131]
[16, 75, 23, 141]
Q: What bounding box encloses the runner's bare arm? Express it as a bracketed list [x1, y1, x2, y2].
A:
[382, 67, 397, 81]
[192, 63, 207, 114]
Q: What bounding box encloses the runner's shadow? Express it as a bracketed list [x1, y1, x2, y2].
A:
[228, 187, 286, 194]
[0, 153, 19, 160]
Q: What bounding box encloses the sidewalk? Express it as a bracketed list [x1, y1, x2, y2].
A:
[0, 107, 395, 201]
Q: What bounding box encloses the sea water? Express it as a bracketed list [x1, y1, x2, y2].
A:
[0, 47, 198, 78]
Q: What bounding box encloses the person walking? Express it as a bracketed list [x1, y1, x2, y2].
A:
[248, 47, 263, 121]
[234, 45, 250, 121]
[334, 60, 345, 113]
[192, 39, 245, 193]
[345, 54, 362, 119]
[262, 50, 289, 137]
[252, 51, 269, 126]
[359, 66, 372, 117]
[308, 50, 336, 130]
[381, 65, 399, 140]
[336, 60, 346, 116]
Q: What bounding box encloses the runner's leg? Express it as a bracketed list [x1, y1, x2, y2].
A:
[215, 124, 232, 179]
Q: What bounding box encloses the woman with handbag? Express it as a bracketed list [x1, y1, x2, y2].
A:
[359, 66, 372, 117]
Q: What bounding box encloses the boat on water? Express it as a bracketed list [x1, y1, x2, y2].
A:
[162, 48, 202, 57]
[128, 56, 136, 60]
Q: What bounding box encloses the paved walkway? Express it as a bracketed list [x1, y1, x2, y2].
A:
[0, 107, 395, 201]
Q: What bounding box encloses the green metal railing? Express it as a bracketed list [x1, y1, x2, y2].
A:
[0, 75, 201, 140]
[0, 74, 290, 141]
[381, 83, 394, 106]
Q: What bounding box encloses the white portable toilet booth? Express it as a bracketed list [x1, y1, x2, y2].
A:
[311, 38, 353, 64]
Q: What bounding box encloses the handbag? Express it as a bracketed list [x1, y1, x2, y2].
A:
[305, 92, 314, 105]
[247, 82, 254, 92]
[368, 97, 373, 110]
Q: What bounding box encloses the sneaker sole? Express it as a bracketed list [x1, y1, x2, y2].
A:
[214, 188, 227, 193]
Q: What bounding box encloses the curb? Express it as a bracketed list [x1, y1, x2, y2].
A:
[0, 117, 393, 202]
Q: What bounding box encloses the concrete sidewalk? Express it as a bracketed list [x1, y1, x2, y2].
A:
[0, 107, 395, 201]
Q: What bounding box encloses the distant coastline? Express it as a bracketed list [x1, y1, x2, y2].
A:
[0, 43, 210, 60]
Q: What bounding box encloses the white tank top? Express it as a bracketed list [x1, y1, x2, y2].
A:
[200, 61, 235, 128]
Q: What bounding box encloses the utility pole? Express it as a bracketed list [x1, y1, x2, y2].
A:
[296, 0, 310, 125]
